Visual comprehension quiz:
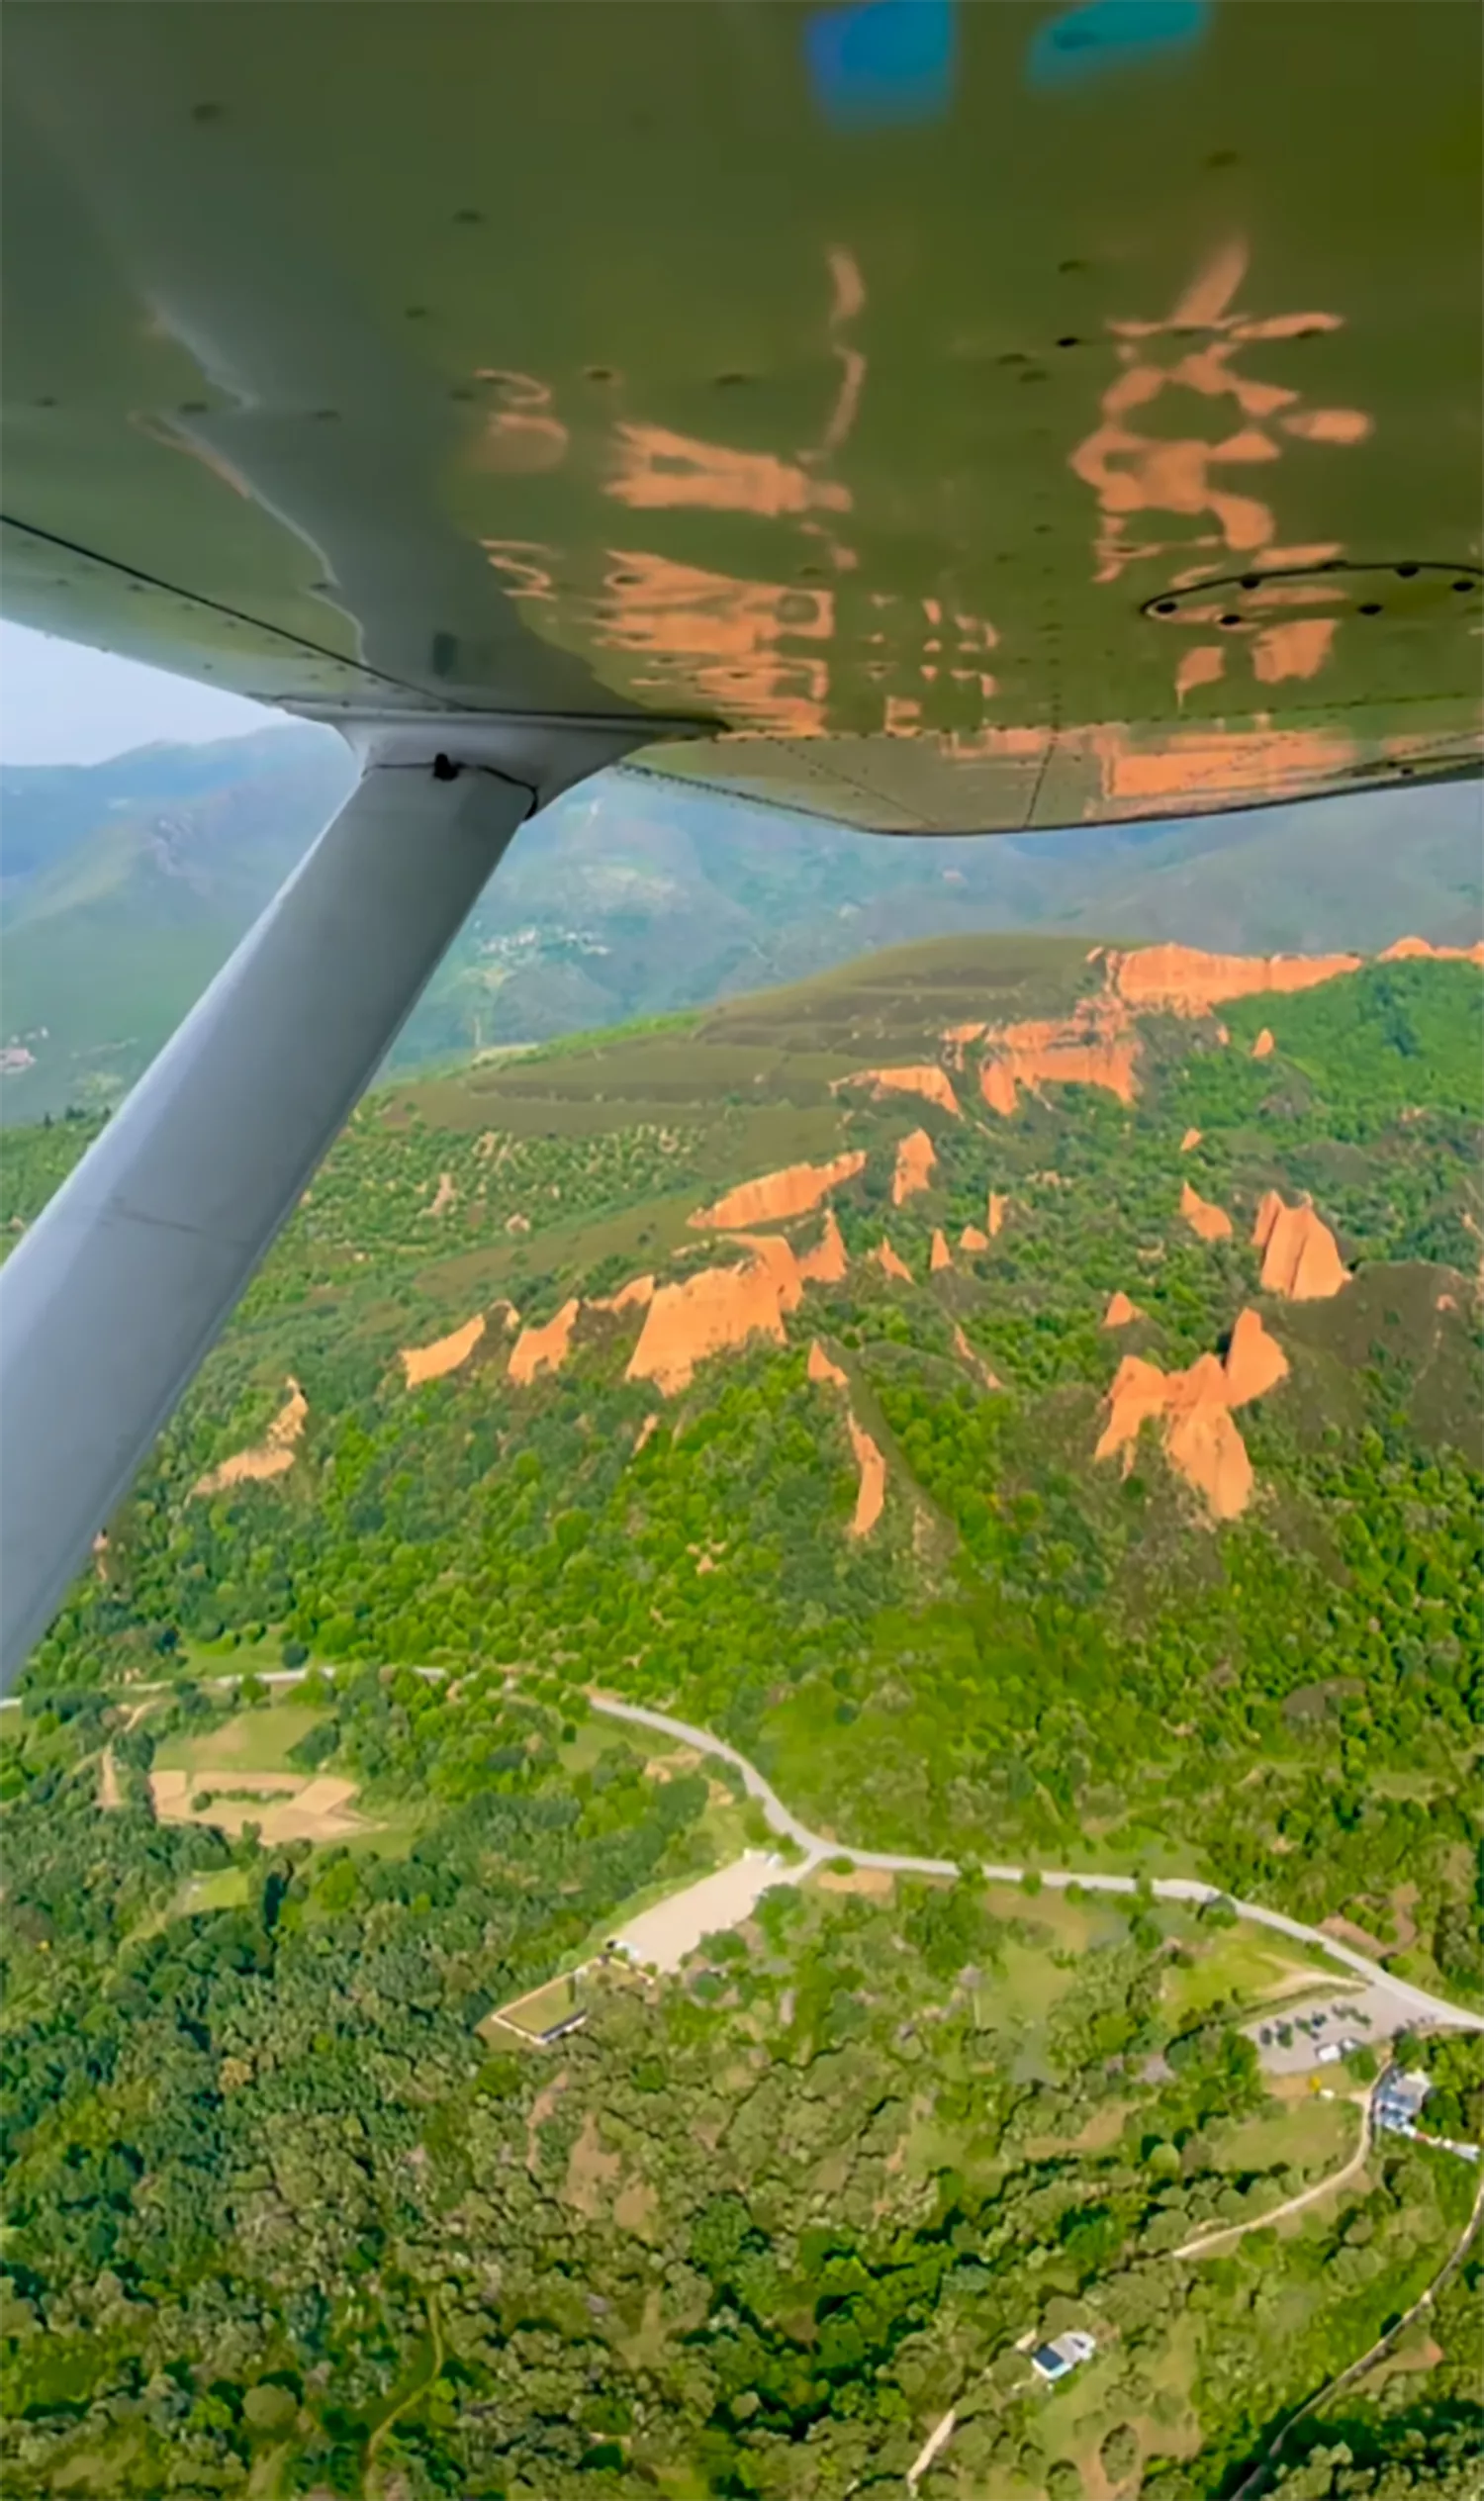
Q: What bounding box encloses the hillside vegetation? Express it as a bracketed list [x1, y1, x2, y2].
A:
[3, 930, 1481, 2499]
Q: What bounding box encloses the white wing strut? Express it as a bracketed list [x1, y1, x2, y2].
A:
[0, 717, 641, 1686]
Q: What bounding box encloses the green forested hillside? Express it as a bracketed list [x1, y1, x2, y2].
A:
[3, 934, 1481, 2499]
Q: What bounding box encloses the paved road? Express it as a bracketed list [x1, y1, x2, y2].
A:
[587, 1693, 1484, 2041]
[13, 1665, 1480, 2042]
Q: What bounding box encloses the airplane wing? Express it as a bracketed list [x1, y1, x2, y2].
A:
[1, 0, 1479, 1678]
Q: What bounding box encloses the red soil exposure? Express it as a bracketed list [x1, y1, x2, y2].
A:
[625, 1229, 821, 1396]
[508, 1298, 582, 1385]
[1181, 1179, 1234, 1242]
[1102, 1290, 1144, 1329]
[806, 1338, 885, 1533]
[1106, 942, 1360, 1014]
[627, 1258, 785, 1394]
[847, 1417, 886, 1535]
[987, 1191, 1009, 1237]
[980, 1060, 1018, 1117]
[797, 1207, 849, 1284]
[873, 1238, 914, 1283]
[807, 1339, 847, 1389]
[1180, 1128, 1203, 1153]
[892, 1129, 937, 1204]
[836, 1065, 962, 1117]
[1252, 1027, 1275, 1060]
[977, 1004, 1139, 1117]
[1224, 1306, 1290, 1405]
[953, 1323, 1003, 1389]
[930, 1229, 953, 1273]
[959, 1223, 990, 1252]
[690, 1150, 866, 1232]
[1252, 1190, 1348, 1300]
[401, 1313, 486, 1388]
[592, 1274, 655, 1315]
[1096, 1306, 1289, 1520]
[1379, 935, 1484, 965]
[192, 1379, 307, 1498]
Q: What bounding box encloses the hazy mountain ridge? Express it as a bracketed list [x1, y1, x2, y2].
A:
[2, 725, 1479, 1114]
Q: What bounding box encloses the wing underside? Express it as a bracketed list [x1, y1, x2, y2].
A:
[3, 0, 1480, 833]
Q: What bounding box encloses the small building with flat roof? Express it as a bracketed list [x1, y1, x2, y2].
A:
[1375, 2068, 1431, 2134]
[1030, 2330, 1096, 2384]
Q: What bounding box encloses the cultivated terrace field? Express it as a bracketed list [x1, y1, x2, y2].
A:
[2, 932, 1482, 2499]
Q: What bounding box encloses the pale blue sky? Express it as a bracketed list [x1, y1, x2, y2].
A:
[0, 621, 289, 766]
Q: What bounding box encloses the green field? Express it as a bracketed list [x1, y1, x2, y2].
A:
[150, 1702, 326, 1779]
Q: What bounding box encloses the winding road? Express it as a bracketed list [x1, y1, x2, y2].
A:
[16, 1664, 1479, 2041]
[586, 1693, 1484, 2041]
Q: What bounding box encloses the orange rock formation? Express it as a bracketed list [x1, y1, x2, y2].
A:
[625, 1232, 816, 1397]
[892, 1129, 937, 1204]
[953, 1323, 1003, 1389]
[805, 1335, 885, 1534]
[401, 1313, 486, 1388]
[942, 1020, 985, 1068]
[978, 1004, 1139, 1116]
[959, 1223, 989, 1252]
[1102, 1290, 1144, 1329]
[1252, 1027, 1275, 1060]
[1097, 1353, 1247, 1521]
[873, 1238, 914, 1282]
[807, 1339, 847, 1389]
[1379, 935, 1484, 965]
[193, 1379, 307, 1498]
[1096, 1304, 1289, 1522]
[797, 1207, 849, 1284]
[847, 1417, 886, 1535]
[930, 1228, 953, 1273]
[690, 1150, 866, 1231]
[592, 1275, 655, 1314]
[1224, 1307, 1289, 1404]
[838, 1065, 962, 1117]
[509, 1298, 582, 1385]
[1180, 1180, 1234, 1242]
[980, 1060, 1017, 1117]
[1180, 1128, 1203, 1153]
[1107, 943, 1361, 1014]
[987, 1191, 1009, 1237]
[1252, 1190, 1348, 1300]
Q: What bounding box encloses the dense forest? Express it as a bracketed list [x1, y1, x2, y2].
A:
[3, 933, 1481, 2496]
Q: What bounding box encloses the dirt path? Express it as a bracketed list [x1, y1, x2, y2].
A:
[1171, 2087, 1373, 2260]
[906, 2403, 957, 2489]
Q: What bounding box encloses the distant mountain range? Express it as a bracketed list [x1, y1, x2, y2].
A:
[2, 722, 1479, 1117]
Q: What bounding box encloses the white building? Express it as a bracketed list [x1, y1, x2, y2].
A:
[1031, 2330, 1096, 2385]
